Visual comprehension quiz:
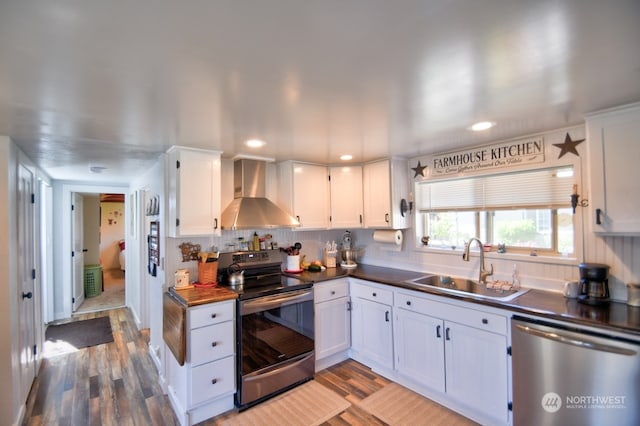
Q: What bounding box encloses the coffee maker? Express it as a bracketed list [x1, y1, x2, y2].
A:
[578, 262, 610, 305]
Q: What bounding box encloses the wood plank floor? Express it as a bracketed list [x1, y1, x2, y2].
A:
[24, 307, 470, 425]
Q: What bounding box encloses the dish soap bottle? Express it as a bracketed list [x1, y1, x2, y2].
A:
[253, 232, 260, 252]
[511, 264, 521, 289]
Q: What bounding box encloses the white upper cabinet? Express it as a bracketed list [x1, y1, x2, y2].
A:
[363, 158, 410, 229]
[167, 146, 222, 237]
[278, 161, 330, 230]
[586, 103, 640, 235]
[329, 165, 363, 229]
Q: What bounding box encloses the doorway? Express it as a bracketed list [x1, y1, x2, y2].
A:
[75, 193, 126, 314]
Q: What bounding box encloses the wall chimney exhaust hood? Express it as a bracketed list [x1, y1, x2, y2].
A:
[220, 159, 300, 230]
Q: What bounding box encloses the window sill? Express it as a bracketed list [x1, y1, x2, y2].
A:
[414, 245, 578, 266]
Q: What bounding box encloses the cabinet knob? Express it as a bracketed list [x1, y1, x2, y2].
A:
[406, 300, 411, 306]
[331, 290, 336, 295]
[211, 341, 217, 347]
[214, 218, 218, 230]
[482, 318, 488, 324]
[211, 313, 217, 318]
[385, 311, 390, 322]
[445, 327, 451, 341]
[211, 379, 218, 385]
[385, 213, 390, 223]
[596, 208, 603, 225]
[436, 325, 442, 338]
[372, 292, 377, 297]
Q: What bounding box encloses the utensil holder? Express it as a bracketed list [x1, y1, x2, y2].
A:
[286, 255, 300, 271]
[323, 250, 337, 268]
[198, 262, 218, 284]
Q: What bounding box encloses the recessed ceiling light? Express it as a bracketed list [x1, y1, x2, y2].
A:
[89, 165, 107, 173]
[470, 121, 496, 131]
[245, 139, 266, 148]
[340, 154, 353, 161]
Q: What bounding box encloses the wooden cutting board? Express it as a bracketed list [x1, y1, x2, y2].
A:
[163, 292, 186, 366]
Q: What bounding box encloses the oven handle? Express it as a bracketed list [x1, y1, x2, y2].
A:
[242, 289, 313, 314]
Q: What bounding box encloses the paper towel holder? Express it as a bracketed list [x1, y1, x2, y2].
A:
[400, 198, 413, 217]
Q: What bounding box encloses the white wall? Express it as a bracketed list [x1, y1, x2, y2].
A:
[99, 200, 125, 269]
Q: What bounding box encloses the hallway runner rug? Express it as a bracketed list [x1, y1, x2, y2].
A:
[222, 380, 350, 426]
[45, 316, 113, 353]
[357, 382, 478, 425]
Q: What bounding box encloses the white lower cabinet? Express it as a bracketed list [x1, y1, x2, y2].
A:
[349, 279, 394, 372]
[314, 278, 351, 371]
[166, 299, 236, 426]
[394, 290, 509, 425]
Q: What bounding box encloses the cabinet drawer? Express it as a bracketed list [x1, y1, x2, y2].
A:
[190, 356, 235, 406]
[450, 306, 506, 335]
[396, 291, 506, 335]
[314, 279, 349, 303]
[189, 300, 235, 330]
[189, 321, 234, 366]
[351, 280, 393, 305]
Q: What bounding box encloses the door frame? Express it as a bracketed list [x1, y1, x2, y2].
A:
[58, 183, 128, 319]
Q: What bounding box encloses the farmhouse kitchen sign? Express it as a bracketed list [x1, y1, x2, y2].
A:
[429, 137, 545, 176]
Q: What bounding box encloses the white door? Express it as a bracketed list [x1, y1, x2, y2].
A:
[72, 193, 85, 311]
[395, 309, 446, 392]
[444, 321, 509, 424]
[17, 164, 36, 402]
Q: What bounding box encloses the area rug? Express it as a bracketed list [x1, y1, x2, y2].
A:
[44, 316, 113, 356]
[222, 380, 350, 426]
[357, 383, 477, 426]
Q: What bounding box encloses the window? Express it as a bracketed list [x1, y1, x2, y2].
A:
[416, 167, 575, 255]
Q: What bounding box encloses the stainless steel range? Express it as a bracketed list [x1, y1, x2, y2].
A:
[218, 250, 315, 409]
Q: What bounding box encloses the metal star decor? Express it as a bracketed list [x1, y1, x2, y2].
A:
[412, 161, 427, 177]
[553, 132, 585, 159]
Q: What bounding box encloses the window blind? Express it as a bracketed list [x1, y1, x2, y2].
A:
[416, 167, 574, 211]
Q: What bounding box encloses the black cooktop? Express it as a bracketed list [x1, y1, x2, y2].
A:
[222, 275, 312, 300]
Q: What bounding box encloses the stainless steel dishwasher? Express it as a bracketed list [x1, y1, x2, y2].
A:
[511, 316, 639, 426]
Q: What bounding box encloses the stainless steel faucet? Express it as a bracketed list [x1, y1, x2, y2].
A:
[462, 237, 494, 284]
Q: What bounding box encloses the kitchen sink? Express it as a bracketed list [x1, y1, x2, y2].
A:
[406, 274, 529, 302]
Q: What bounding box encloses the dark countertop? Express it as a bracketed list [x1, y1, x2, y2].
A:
[289, 264, 640, 337]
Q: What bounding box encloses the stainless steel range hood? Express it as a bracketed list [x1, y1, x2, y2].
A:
[220, 159, 300, 230]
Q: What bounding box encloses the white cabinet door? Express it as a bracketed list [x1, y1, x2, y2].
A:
[168, 147, 222, 237]
[444, 321, 508, 424]
[278, 162, 330, 229]
[395, 308, 445, 393]
[586, 103, 640, 235]
[329, 165, 363, 228]
[315, 296, 351, 360]
[351, 297, 393, 370]
[363, 158, 409, 229]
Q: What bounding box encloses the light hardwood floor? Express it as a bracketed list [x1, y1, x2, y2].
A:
[24, 307, 468, 425]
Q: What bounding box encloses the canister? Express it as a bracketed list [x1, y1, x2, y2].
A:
[627, 283, 640, 307]
[175, 269, 190, 288]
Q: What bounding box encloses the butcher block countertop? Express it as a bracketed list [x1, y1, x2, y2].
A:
[169, 285, 237, 307]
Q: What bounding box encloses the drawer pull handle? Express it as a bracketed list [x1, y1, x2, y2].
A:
[211, 379, 218, 385]
[482, 318, 488, 324]
[211, 342, 217, 347]
[406, 300, 411, 306]
[211, 313, 217, 319]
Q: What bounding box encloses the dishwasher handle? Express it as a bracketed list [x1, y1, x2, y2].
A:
[514, 323, 637, 356]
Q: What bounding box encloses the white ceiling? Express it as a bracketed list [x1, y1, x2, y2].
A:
[1, 1, 639, 184]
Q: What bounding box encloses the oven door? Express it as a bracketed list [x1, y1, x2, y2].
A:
[238, 288, 315, 407]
